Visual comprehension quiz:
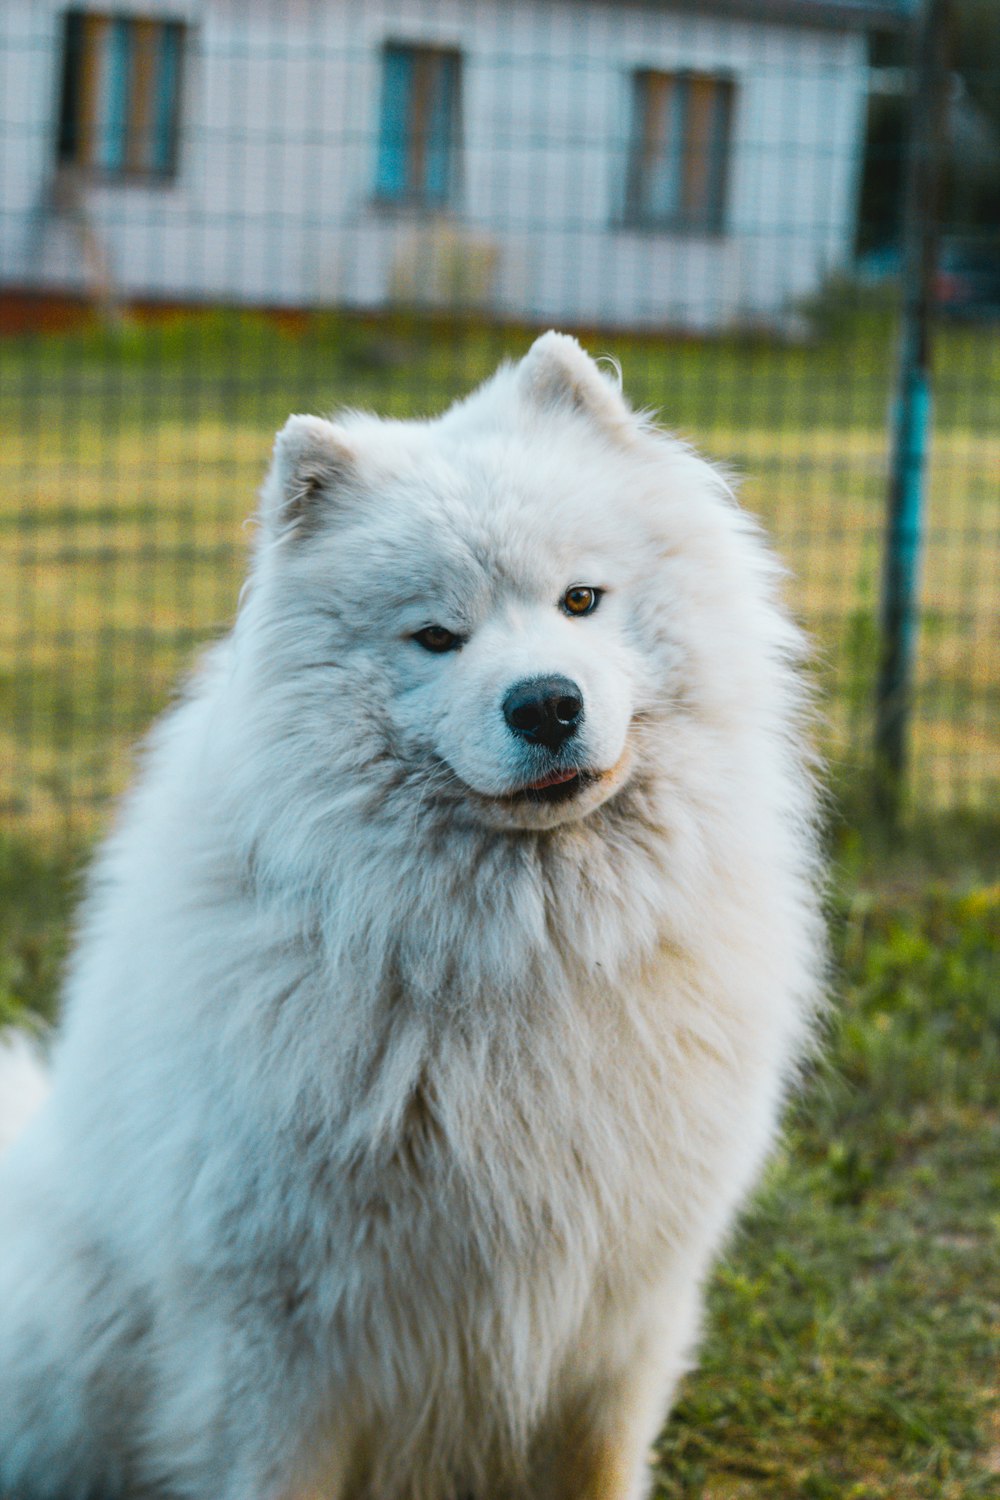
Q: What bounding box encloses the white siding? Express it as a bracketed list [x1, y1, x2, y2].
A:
[0, 0, 869, 330]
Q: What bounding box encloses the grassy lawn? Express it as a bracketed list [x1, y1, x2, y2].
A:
[1, 821, 998, 1498]
[655, 828, 1000, 1498]
[1, 309, 998, 834]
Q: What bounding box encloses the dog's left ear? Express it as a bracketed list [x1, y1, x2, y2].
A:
[260, 414, 358, 540]
[517, 331, 635, 443]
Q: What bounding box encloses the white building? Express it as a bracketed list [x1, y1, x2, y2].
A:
[0, 0, 913, 332]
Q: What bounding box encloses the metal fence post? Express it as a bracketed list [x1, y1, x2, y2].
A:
[874, 0, 951, 820]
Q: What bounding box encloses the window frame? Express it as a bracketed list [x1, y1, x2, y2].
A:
[373, 41, 463, 210]
[622, 68, 735, 237]
[55, 9, 186, 185]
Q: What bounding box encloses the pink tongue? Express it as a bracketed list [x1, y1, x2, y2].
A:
[527, 768, 579, 791]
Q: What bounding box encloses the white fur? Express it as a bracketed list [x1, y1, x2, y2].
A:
[0, 333, 824, 1500]
[0, 1031, 49, 1155]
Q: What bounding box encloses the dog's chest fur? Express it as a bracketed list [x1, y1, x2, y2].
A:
[194, 945, 710, 1494]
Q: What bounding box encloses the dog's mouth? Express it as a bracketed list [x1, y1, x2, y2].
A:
[448, 747, 632, 828]
[508, 767, 589, 804]
[444, 748, 632, 826]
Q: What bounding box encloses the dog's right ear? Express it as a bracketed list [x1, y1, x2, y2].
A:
[259, 414, 357, 541]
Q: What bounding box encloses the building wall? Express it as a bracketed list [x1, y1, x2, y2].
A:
[0, 0, 869, 331]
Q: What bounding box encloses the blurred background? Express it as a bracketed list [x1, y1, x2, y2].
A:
[1, 1, 997, 1496]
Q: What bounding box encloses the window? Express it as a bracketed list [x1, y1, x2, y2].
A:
[625, 71, 734, 233]
[57, 11, 185, 180]
[375, 44, 461, 207]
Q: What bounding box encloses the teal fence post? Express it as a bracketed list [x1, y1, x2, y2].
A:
[874, 0, 951, 821]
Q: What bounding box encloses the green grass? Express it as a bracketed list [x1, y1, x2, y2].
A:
[650, 823, 1000, 1499]
[2, 824, 998, 1497]
[1, 308, 998, 833]
[0, 836, 79, 1034]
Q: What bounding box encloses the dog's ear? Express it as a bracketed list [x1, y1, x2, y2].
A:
[260, 415, 357, 540]
[517, 331, 634, 442]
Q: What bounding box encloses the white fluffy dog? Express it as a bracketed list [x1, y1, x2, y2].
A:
[0, 334, 823, 1500]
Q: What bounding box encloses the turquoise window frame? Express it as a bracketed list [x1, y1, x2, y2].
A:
[375, 43, 461, 207]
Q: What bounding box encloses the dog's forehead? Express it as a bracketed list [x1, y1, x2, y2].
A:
[338, 433, 624, 604]
[362, 496, 568, 609]
[450, 431, 635, 561]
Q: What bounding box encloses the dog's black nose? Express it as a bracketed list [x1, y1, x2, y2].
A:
[502, 676, 583, 750]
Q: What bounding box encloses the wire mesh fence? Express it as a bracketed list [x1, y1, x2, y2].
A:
[1, 0, 997, 841]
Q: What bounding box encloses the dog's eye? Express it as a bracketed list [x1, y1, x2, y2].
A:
[412, 625, 462, 654]
[561, 586, 601, 617]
